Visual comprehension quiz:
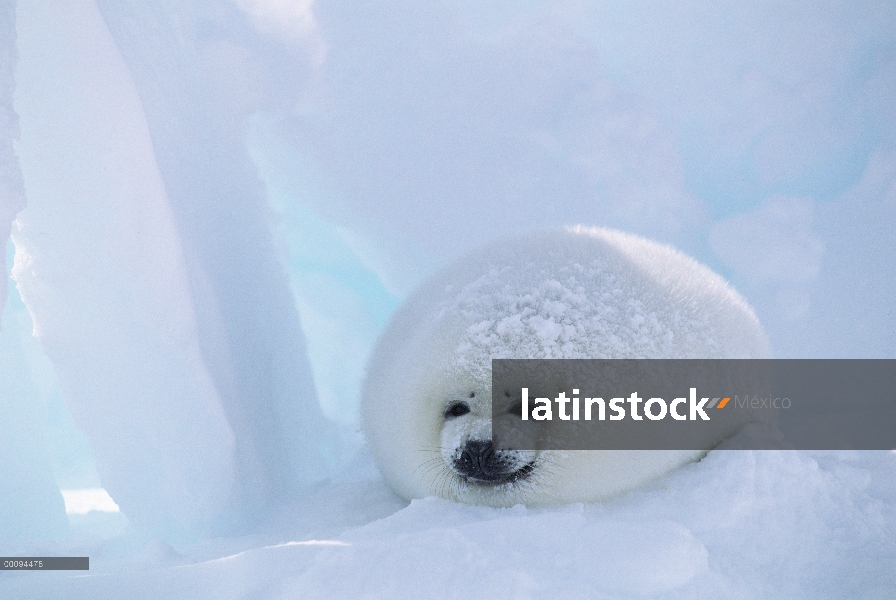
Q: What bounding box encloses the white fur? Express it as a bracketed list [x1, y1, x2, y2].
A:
[362, 227, 768, 506]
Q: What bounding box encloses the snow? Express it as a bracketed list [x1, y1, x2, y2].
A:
[4, 450, 896, 598]
[0, 0, 894, 597]
[60, 489, 121, 516]
[438, 228, 768, 376]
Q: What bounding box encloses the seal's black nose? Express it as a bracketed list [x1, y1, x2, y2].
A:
[459, 440, 493, 471]
[452, 439, 536, 485]
[454, 440, 506, 482]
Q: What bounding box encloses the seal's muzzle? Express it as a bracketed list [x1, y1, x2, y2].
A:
[453, 440, 534, 485]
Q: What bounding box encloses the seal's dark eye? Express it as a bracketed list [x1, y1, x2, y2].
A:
[445, 402, 470, 419]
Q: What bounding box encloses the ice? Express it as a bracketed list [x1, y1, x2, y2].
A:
[8, 0, 337, 540]
[254, 0, 896, 359]
[264, 0, 708, 281]
[93, 0, 345, 490]
[0, 259, 68, 545]
[0, 0, 25, 321]
[0, 0, 894, 596]
[246, 124, 400, 427]
[10, 0, 236, 539]
[0, 2, 66, 546]
[717, 149, 896, 357]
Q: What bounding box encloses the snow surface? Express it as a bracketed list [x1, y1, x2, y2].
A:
[3, 450, 896, 598]
[0, 0, 895, 597]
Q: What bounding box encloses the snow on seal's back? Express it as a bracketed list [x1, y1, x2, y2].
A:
[447, 227, 765, 377]
[363, 227, 768, 506]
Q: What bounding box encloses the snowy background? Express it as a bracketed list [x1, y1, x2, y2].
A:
[1, 0, 895, 597]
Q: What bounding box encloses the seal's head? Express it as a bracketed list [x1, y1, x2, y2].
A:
[369, 356, 551, 505]
[436, 382, 538, 491]
[440, 389, 535, 486]
[362, 227, 768, 506]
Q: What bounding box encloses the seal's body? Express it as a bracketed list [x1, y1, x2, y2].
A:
[362, 227, 767, 506]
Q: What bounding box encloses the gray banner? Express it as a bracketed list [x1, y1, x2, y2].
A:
[491, 359, 896, 450]
[1, 557, 89, 570]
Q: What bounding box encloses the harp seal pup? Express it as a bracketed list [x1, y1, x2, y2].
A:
[362, 226, 768, 506]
